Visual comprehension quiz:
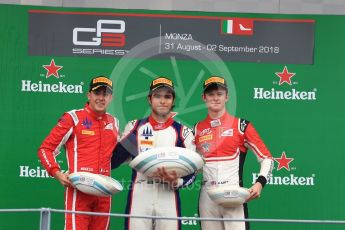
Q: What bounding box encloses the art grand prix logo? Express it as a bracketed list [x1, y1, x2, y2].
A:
[21, 59, 84, 94]
[252, 151, 315, 186]
[253, 65, 317, 101]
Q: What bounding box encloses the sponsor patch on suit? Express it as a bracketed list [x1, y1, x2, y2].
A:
[82, 130, 95, 135]
[220, 128, 233, 137]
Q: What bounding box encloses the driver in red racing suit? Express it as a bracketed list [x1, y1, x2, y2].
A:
[38, 76, 119, 230]
[194, 76, 273, 230]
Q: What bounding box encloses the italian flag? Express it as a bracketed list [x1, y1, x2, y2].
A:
[221, 18, 254, 35]
[222, 19, 234, 34]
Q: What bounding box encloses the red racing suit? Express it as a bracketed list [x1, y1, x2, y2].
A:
[194, 112, 273, 230]
[38, 103, 119, 230]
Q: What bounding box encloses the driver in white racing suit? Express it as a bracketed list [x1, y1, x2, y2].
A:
[111, 77, 196, 230]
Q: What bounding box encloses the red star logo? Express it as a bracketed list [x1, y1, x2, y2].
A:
[42, 59, 63, 78]
[274, 152, 294, 171]
[275, 66, 296, 85]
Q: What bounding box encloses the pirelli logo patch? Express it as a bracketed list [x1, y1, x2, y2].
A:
[140, 140, 153, 145]
[82, 130, 95, 136]
[93, 77, 113, 86]
[152, 78, 173, 87]
[205, 76, 225, 86]
[199, 134, 213, 142]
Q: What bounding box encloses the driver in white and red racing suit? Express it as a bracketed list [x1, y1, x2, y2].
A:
[194, 76, 274, 230]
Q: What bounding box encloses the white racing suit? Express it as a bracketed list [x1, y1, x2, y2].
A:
[111, 115, 196, 230]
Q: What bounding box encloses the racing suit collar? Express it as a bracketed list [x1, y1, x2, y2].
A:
[206, 111, 233, 127]
[85, 103, 106, 120]
[148, 114, 174, 131]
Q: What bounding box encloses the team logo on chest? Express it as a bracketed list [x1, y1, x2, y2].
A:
[141, 126, 153, 139]
[139, 126, 154, 152]
[81, 117, 95, 135]
[82, 117, 93, 129]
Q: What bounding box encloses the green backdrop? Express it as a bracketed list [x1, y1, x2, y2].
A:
[0, 4, 344, 230]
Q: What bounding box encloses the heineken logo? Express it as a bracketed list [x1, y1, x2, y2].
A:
[19, 165, 67, 178]
[253, 88, 317, 100]
[21, 59, 84, 94]
[21, 80, 83, 94]
[252, 151, 316, 186]
[252, 173, 315, 186]
[253, 66, 317, 101]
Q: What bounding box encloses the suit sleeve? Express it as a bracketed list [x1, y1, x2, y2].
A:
[175, 125, 198, 188]
[114, 116, 120, 142]
[244, 123, 274, 187]
[111, 120, 138, 169]
[177, 173, 197, 188]
[182, 125, 196, 151]
[37, 113, 74, 177]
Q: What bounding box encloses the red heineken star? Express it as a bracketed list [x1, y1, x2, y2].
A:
[43, 59, 63, 78]
[274, 152, 294, 171]
[275, 66, 295, 85]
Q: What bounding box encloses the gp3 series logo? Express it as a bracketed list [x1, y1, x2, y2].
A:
[73, 20, 126, 47]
